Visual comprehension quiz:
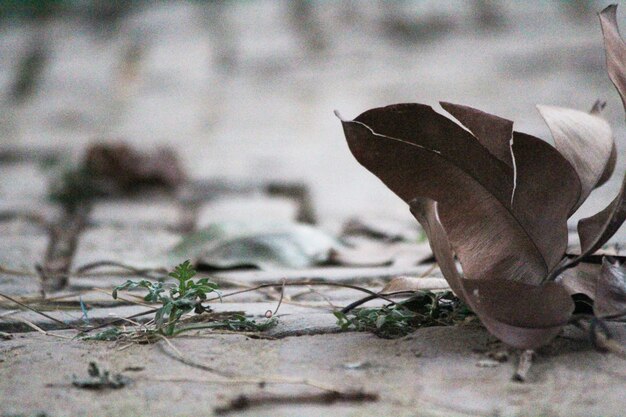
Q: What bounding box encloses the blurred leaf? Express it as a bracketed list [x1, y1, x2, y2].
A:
[172, 221, 342, 270]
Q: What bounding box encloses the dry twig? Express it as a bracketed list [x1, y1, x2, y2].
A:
[214, 390, 379, 414]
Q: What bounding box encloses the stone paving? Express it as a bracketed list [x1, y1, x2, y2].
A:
[1, 2, 626, 417]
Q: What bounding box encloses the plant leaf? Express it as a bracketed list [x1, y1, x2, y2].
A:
[559, 258, 626, 320]
[440, 102, 514, 167]
[339, 103, 578, 283]
[409, 197, 574, 349]
[441, 103, 581, 271]
[174, 222, 342, 270]
[600, 4, 626, 114]
[551, 5, 626, 277]
[559, 262, 600, 297]
[462, 279, 574, 349]
[409, 197, 469, 304]
[379, 276, 450, 295]
[595, 257, 626, 319]
[537, 104, 614, 211]
[578, 175, 626, 254]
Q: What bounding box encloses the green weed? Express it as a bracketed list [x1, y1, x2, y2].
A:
[85, 261, 275, 342]
[334, 291, 472, 339]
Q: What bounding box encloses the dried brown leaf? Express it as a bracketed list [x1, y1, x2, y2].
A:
[550, 5, 626, 276]
[443, 104, 582, 271]
[440, 102, 514, 167]
[339, 103, 578, 282]
[462, 279, 574, 349]
[410, 197, 574, 349]
[559, 262, 601, 297]
[559, 258, 626, 320]
[335, 5, 626, 350]
[379, 276, 449, 294]
[595, 257, 626, 319]
[537, 105, 614, 211]
[409, 197, 468, 303]
[600, 4, 626, 113]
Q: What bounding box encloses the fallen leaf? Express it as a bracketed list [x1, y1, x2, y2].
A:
[341, 216, 423, 242]
[440, 102, 514, 167]
[336, 5, 626, 349]
[411, 198, 574, 349]
[338, 106, 546, 286]
[85, 142, 185, 192]
[595, 257, 626, 319]
[559, 262, 601, 298]
[600, 4, 626, 113]
[379, 276, 449, 294]
[537, 105, 614, 211]
[172, 222, 342, 270]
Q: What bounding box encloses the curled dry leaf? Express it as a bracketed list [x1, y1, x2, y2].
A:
[536, 105, 614, 211]
[410, 197, 574, 349]
[560, 257, 626, 320]
[337, 4, 626, 349]
[379, 276, 450, 295]
[595, 257, 626, 318]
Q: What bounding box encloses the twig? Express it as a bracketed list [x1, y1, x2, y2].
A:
[202, 281, 398, 305]
[269, 279, 286, 317]
[340, 294, 378, 313]
[0, 291, 84, 331]
[214, 390, 379, 414]
[418, 262, 439, 278]
[513, 350, 534, 382]
[79, 308, 158, 334]
[569, 316, 626, 357]
[82, 280, 395, 334]
[72, 261, 168, 279]
[579, 317, 626, 359]
[7, 317, 73, 340]
[0, 265, 38, 277]
[157, 339, 344, 393]
[157, 338, 235, 378]
[91, 287, 153, 308]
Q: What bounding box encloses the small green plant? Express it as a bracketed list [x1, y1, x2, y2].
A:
[334, 291, 472, 339]
[113, 260, 218, 336]
[89, 261, 277, 342]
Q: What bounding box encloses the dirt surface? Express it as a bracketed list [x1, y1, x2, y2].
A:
[1, 325, 624, 417]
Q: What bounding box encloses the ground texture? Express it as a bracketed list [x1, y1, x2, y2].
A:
[1, 2, 625, 416]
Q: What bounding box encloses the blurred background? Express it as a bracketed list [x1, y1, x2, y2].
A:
[0, 0, 624, 238]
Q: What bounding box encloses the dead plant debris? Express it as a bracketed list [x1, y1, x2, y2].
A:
[71, 362, 130, 390]
[336, 4, 626, 351]
[49, 142, 185, 208]
[214, 390, 379, 415]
